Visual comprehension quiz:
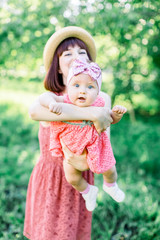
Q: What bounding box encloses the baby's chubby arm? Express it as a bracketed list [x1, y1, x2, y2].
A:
[39, 92, 64, 115]
[111, 105, 127, 124]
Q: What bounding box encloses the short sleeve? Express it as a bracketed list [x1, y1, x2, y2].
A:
[91, 95, 105, 107]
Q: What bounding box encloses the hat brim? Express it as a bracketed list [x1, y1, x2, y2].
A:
[43, 26, 96, 72]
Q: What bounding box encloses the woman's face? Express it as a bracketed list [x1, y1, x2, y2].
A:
[59, 45, 89, 85]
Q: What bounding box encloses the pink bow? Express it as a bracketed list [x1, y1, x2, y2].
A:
[72, 58, 101, 82]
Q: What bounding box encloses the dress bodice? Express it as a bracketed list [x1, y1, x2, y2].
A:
[38, 123, 63, 163]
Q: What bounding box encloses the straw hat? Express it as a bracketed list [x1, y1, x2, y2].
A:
[43, 26, 96, 72]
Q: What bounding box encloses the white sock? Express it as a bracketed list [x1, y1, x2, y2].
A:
[81, 185, 99, 211]
[103, 182, 125, 202]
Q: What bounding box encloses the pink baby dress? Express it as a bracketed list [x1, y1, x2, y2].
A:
[23, 123, 94, 240]
[50, 95, 116, 174]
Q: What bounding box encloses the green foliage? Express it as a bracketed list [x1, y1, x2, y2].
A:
[0, 0, 160, 116]
[0, 94, 160, 239]
[92, 117, 160, 239]
[0, 0, 160, 239]
[0, 103, 39, 240]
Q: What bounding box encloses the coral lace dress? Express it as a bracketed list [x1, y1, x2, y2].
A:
[23, 123, 94, 240]
[50, 95, 116, 174]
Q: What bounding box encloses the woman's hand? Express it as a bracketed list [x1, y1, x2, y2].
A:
[91, 107, 113, 134]
[60, 140, 89, 171]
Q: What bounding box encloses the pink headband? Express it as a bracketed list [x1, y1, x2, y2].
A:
[67, 58, 102, 92]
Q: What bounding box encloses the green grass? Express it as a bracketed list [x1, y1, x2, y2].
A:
[92, 117, 160, 240]
[0, 102, 39, 240]
[0, 81, 160, 240]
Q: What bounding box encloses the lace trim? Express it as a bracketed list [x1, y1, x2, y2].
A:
[62, 120, 93, 128]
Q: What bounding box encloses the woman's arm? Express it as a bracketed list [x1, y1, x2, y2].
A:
[99, 91, 112, 139]
[29, 97, 113, 134]
[39, 92, 64, 114]
[60, 140, 89, 171]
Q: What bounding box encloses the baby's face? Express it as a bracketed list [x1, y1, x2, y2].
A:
[67, 73, 99, 107]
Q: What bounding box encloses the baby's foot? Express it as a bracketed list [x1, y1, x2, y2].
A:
[103, 183, 125, 202]
[82, 185, 99, 211]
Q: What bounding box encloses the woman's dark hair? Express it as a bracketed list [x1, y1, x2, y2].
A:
[44, 37, 92, 93]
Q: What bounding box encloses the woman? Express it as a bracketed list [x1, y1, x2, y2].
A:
[24, 26, 113, 240]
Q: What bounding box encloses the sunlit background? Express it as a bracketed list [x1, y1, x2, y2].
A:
[0, 0, 160, 239]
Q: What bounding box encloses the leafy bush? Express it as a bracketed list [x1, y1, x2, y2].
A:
[92, 117, 160, 240]
[0, 98, 160, 240]
[1, 103, 160, 239]
[0, 103, 39, 240]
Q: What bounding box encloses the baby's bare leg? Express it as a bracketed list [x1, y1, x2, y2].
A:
[63, 160, 88, 192]
[103, 165, 117, 183]
[102, 166, 125, 202]
[63, 160, 99, 211]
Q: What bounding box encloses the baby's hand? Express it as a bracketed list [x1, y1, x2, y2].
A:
[49, 102, 62, 115]
[112, 105, 127, 115]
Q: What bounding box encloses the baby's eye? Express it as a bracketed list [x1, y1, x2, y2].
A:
[75, 84, 79, 87]
[88, 85, 94, 89]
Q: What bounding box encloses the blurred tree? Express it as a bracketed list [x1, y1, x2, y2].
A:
[0, 0, 160, 116]
[73, 0, 160, 117]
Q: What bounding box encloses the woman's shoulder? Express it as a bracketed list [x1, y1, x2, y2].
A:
[99, 91, 111, 100]
[99, 91, 111, 108]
